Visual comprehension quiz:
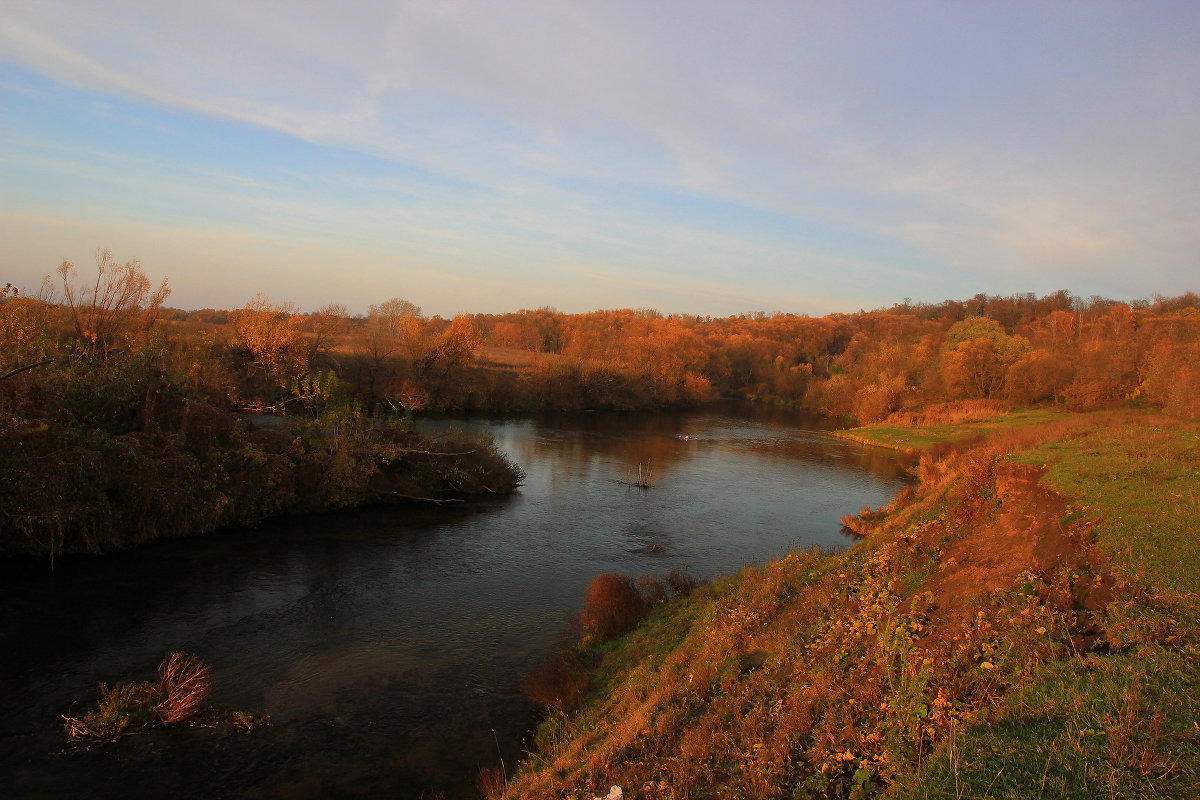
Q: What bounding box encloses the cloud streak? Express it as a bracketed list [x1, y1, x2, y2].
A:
[2, 1, 1198, 313]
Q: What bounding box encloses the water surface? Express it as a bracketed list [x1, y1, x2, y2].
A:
[0, 405, 906, 798]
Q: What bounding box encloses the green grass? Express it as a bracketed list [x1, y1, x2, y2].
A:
[903, 648, 1200, 799]
[837, 407, 1071, 452]
[1010, 417, 1200, 599]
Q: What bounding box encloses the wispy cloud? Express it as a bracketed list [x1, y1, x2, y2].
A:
[2, 1, 1199, 313]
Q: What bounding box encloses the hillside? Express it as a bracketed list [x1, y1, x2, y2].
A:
[496, 410, 1200, 799]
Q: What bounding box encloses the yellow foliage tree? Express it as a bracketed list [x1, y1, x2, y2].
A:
[234, 294, 309, 387]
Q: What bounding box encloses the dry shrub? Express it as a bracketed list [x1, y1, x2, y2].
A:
[664, 566, 701, 598]
[525, 568, 704, 711]
[524, 649, 590, 710]
[475, 765, 507, 797]
[885, 398, 1008, 427]
[636, 573, 668, 605]
[579, 573, 647, 642]
[156, 651, 212, 723]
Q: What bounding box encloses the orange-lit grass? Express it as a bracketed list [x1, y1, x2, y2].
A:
[885, 398, 1010, 427]
[836, 405, 1073, 453]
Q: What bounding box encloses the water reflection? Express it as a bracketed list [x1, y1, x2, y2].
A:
[0, 405, 907, 799]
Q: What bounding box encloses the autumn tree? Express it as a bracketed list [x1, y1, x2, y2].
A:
[1061, 304, 1140, 409]
[233, 294, 310, 388]
[940, 317, 1029, 398]
[352, 297, 427, 402]
[0, 284, 55, 379]
[424, 314, 479, 373]
[306, 303, 350, 363]
[55, 248, 171, 355]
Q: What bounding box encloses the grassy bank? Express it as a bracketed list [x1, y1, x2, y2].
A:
[497, 410, 1199, 799]
[833, 405, 1072, 453]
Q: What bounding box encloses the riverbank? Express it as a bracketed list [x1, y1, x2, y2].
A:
[497, 409, 1200, 799]
[1, 409, 524, 559]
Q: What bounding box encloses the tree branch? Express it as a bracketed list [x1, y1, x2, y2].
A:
[0, 359, 53, 381]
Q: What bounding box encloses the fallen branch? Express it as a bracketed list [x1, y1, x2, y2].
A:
[388, 493, 465, 504]
[0, 358, 53, 381]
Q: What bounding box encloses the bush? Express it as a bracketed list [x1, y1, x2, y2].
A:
[578, 572, 647, 642]
[524, 648, 590, 710]
[156, 651, 212, 723]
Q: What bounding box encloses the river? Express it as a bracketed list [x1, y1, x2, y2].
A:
[0, 404, 907, 799]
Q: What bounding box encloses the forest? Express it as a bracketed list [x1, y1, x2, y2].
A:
[173, 286, 1200, 421]
[3, 250, 1198, 559]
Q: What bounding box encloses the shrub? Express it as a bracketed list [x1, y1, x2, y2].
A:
[156, 651, 212, 723]
[578, 572, 647, 642]
[664, 566, 701, 598]
[524, 649, 590, 710]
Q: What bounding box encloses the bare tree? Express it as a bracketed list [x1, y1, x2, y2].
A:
[57, 248, 170, 354]
[307, 302, 350, 362]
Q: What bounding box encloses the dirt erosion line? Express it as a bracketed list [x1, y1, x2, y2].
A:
[862, 449, 1119, 656]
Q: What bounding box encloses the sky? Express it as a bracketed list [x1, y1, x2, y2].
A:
[1, 1, 1198, 317]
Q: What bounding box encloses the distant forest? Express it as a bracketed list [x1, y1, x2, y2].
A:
[5, 254, 1199, 423]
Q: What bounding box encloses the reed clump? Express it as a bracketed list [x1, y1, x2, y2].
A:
[63, 651, 213, 740]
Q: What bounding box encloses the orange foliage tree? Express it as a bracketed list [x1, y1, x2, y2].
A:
[233, 294, 310, 389]
[940, 318, 1029, 399]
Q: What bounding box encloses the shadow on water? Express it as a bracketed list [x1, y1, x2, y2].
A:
[0, 404, 909, 799]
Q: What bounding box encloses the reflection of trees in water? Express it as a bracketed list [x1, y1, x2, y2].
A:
[495, 408, 909, 489]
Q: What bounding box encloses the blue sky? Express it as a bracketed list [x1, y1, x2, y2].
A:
[2, 1, 1198, 316]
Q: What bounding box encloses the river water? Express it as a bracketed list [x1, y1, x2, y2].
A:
[0, 404, 907, 799]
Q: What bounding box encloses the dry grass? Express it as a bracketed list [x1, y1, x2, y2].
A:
[885, 399, 1010, 427]
[473, 346, 547, 369]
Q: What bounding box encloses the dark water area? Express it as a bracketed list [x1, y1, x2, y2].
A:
[0, 404, 908, 799]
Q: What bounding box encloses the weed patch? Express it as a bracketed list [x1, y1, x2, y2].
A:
[62, 652, 264, 743]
